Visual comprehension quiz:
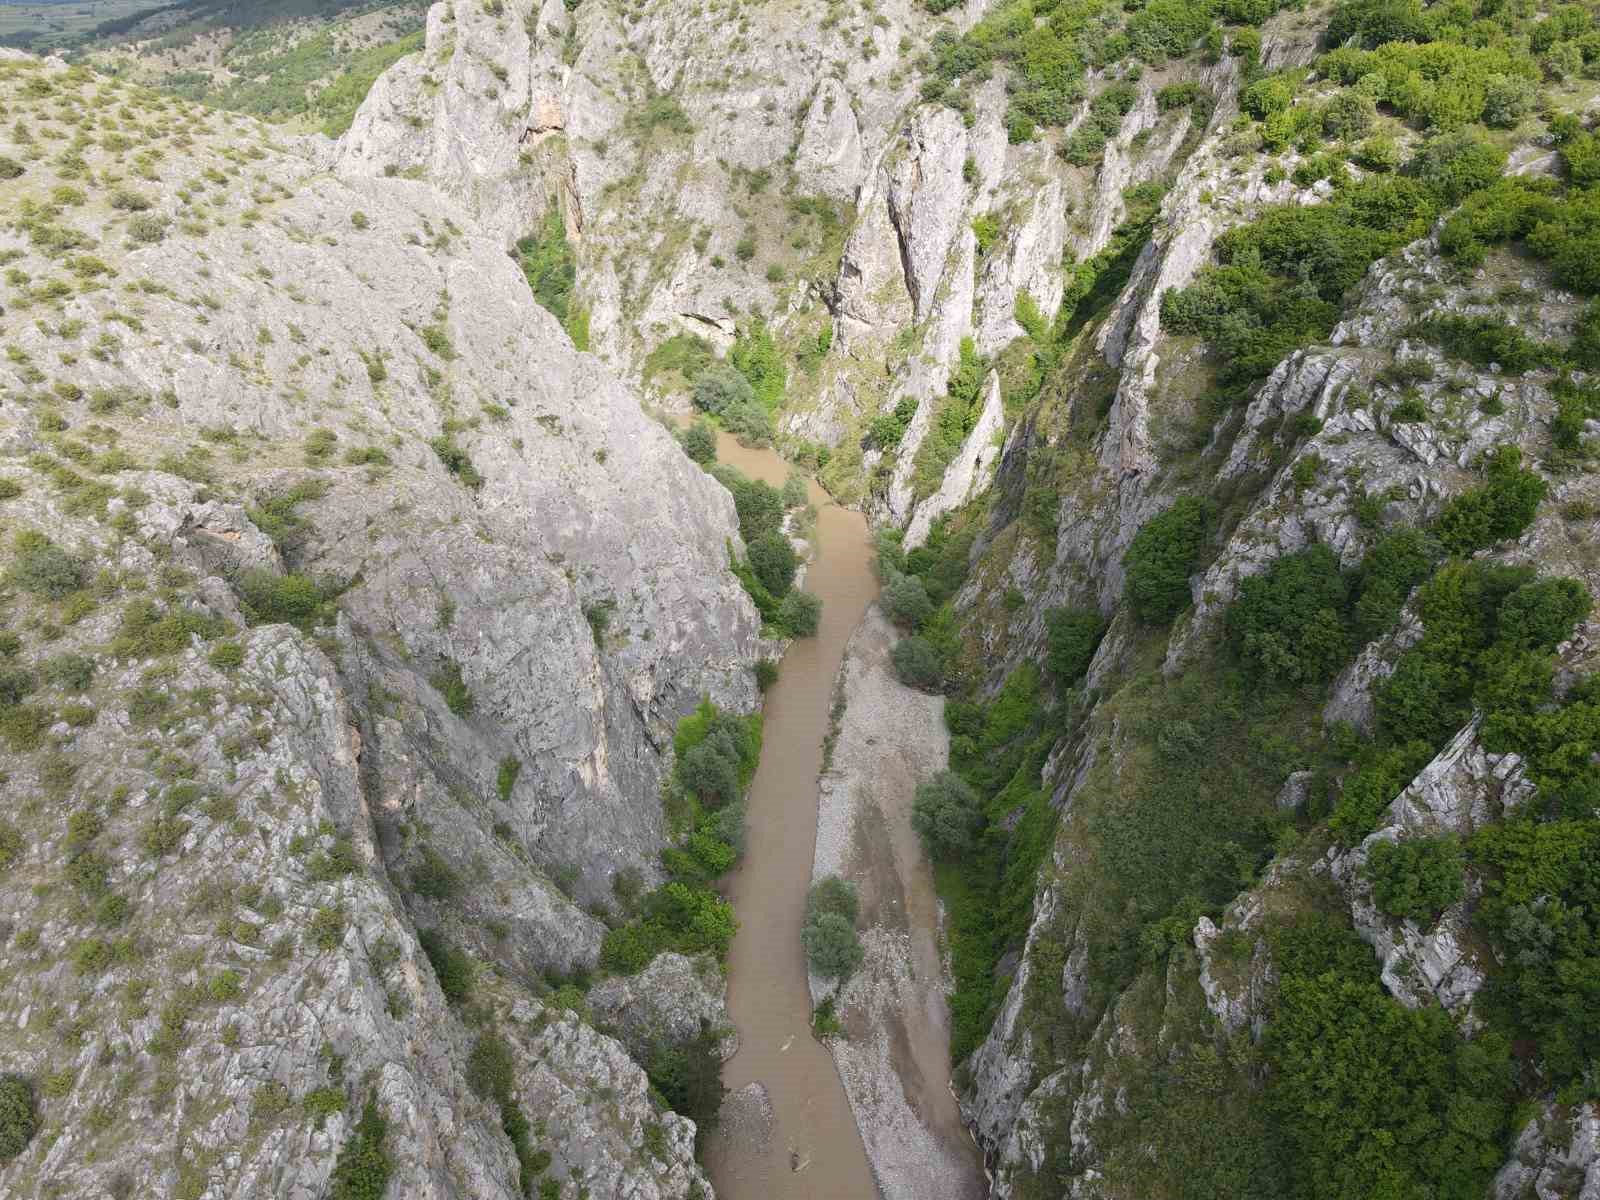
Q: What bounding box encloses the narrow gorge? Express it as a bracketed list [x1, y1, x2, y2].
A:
[1, 0, 1599, 1196]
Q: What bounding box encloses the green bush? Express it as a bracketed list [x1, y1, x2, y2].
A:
[0, 1074, 36, 1161]
[430, 434, 483, 489]
[517, 206, 588, 349]
[1433, 446, 1546, 556]
[0, 821, 22, 870]
[599, 882, 738, 973]
[909, 338, 987, 501]
[497, 757, 522, 804]
[1227, 546, 1351, 685]
[1155, 81, 1202, 110]
[806, 875, 860, 926]
[747, 532, 797, 598]
[6, 532, 84, 598]
[912, 770, 983, 858]
[882, 570, 933, 631]
[235, 570, 341, 630]
[802, 912, 864, 979]
[1044, 608, 1105, 684]
[1409, 315, 1553, 374]
[1123, 498, 1207, 623]
[410, 846, 460, 900]
[40, 652, 94, 692]
[754, 658, 779, 691]
[892, 636, 943, 691]
[417, 928, 473, 1004]
[248, 477, 330, 555]
[429, 661, 473, 717]
[0, 665, 32, 708]
[1321, 91, 1374, 138]
[466, 1030, 516, 1105]
[1481, 73, 1535, 128]
[328, 1098, 392, 1200]
[1411, 133, 1508, 204]
[1364, 835, 1465, 924]
[778, 589, 822, 636]
[730, 322, 785, 410]
[208, 641, 245, 670]
[682, 419, 716, 465]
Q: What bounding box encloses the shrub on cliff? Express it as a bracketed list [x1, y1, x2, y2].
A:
[0, 1074, 37, 1161]
[1364, 835, 1465, 924]
[1123, 498, 1207, 624]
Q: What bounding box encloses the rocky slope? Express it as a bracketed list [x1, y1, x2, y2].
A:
[0, 45, 753, 1198]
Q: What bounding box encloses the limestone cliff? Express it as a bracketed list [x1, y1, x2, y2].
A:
[0, 45, 749, 1198]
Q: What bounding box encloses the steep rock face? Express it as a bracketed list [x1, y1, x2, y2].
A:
[904, 371, 1006, 548]
[0, 49, 743, 1197]
[1495, 1104, 1600, 1200]
[1326, 723, 1504, 1017]
[335, 0, 1243, 527]
[589, 951, 736, 1063]
[933, 17, 1600, 1199]
[8, 91, 759, 910]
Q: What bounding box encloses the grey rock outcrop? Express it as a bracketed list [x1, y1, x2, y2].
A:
[1495, 1104, 1600, 1200]
[589, 951, 736, 1062]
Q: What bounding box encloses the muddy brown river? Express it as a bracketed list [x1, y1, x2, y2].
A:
[702, 431, 883, 1200]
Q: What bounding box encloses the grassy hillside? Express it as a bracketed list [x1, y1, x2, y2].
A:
[3, 0, 426, 135]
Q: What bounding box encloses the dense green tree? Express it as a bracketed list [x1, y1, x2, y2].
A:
[646, 1026, 727, 1151]
[1267, 971, 1510, 1200]
[892, 636, 942, 691]
[1124, 498, 1207, 623]
[679, 731, 744, 808]
[1434, 447, 1547, 556]
[778, 590, 822, 636]
[882, 570, 934, 631]
[328, 1098, 392, 1200]
[1364, 835, 1465, 924]
[1044, 608, 1105, 684]
[912, 770, 983, 858]
[692, 364, 754, 417]
[802, 912, 864, 978]
[747, 532, 797, 598]
[0, 1074, 36, 1161]
[682, 419, 716, 465]
[1227, 546, 1351, 684]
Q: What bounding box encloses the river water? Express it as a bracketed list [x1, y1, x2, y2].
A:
[702, 431, 883, 1200]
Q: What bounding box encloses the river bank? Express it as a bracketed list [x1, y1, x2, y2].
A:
[811, 608, 989, 1200]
